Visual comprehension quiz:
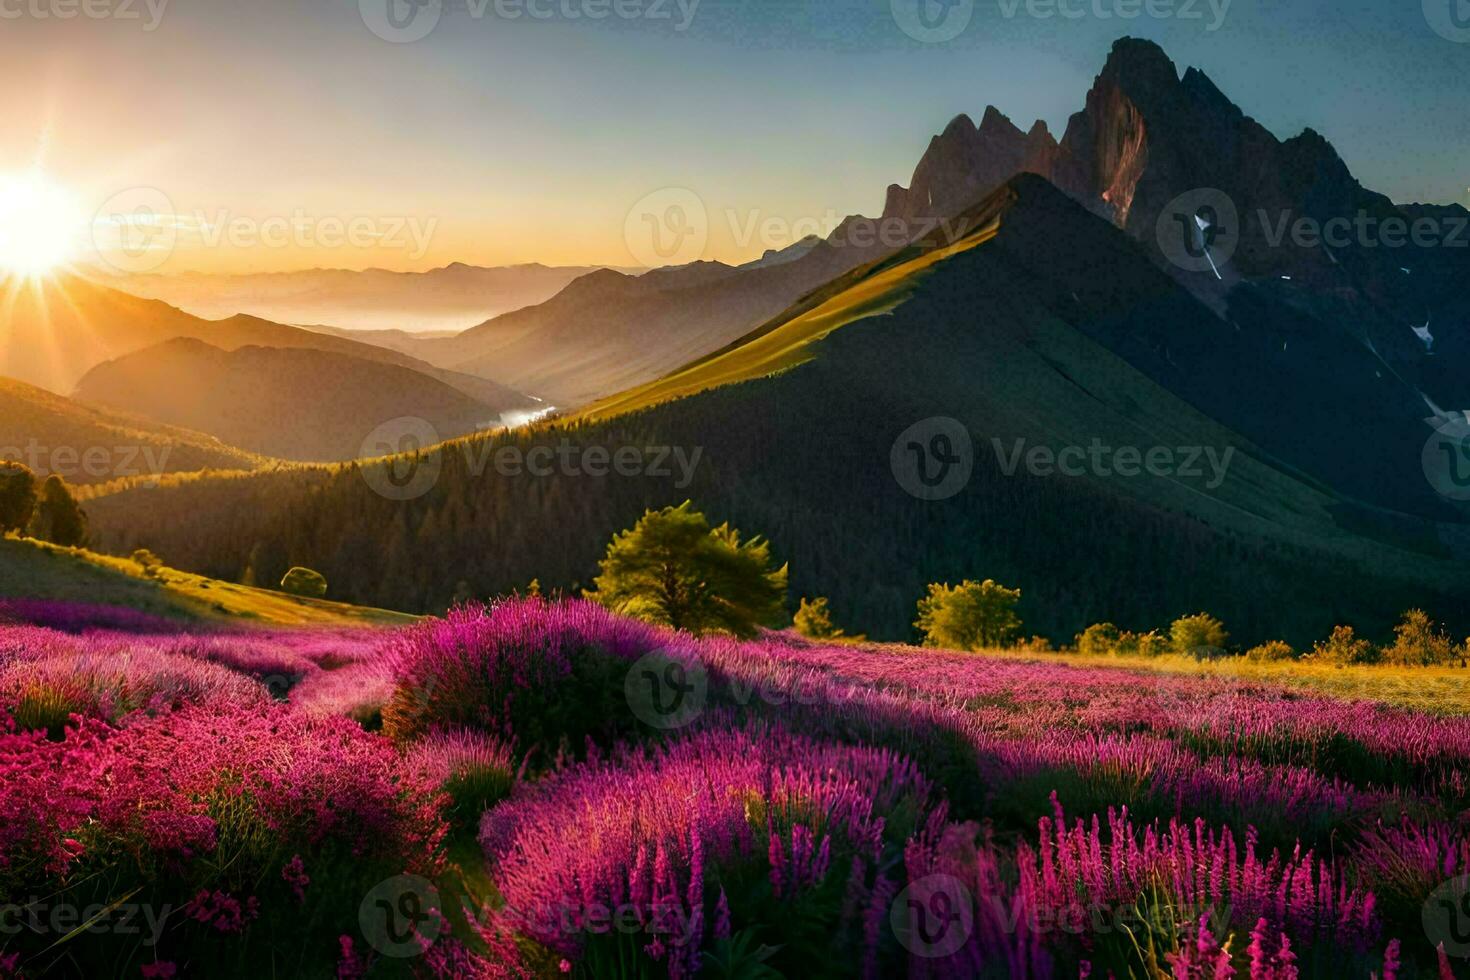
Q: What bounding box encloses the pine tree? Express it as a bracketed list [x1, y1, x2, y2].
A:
[0, 463, 38, 535]
[31, 475, 87, 547]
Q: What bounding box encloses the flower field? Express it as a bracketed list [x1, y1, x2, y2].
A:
[1, 597, 1467, 978]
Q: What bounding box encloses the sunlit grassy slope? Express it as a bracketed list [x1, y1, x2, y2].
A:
[575, 220, 1001, 422]
[0, 535, 415, 626]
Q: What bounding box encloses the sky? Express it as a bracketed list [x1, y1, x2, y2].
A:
[0, 0, 1465, 273]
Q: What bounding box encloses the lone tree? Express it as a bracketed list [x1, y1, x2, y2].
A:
[31, 475, 87, 547]
[0, 463, 38, 535]
[794, 596, 849, 641]
[280, 566, 329, 599]
[1384, 609, 1456, 666]
[587, 501, 787, 637]
[914, 579, 1022, 651]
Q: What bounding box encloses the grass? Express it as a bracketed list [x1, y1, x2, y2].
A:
[0, 534, 416, 627]
[956, 643, 1470, 715]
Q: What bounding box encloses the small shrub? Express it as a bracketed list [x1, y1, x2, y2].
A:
[132, 548, 165, 578]
[1076, 623, 1121, 657]
[1245, 640, 1296, 662]
[1383, 609, 1456, 667]
[914, 579, 1022, 651]
[1130, 630, 1170, 658]
[1311, 625, 1378, 665]
[279, 567, 328, 599]
[794, 596, 844, 640]
[1170, 613, 1228, 658]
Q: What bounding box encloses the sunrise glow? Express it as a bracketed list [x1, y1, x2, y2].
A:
[0, 172, 84, 278]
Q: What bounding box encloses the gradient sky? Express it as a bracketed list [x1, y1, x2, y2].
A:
[1, 0, 1465, 273]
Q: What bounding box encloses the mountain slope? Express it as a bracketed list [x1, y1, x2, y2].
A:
[83, 177, 1470, 644]
[0, 274, 532, 413]
[0, 376, 262, 483]
[74, 338, 515, 463]
[411, 232, 896, 407]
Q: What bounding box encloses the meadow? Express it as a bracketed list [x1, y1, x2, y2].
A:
[1, 596, 1466, 978]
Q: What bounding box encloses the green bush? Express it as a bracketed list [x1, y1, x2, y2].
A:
[280, 566, 328, 599]
[1076, 622, 1121, 656]
[1311, 625, 1378, 665]
[1384, 610, 1457, 667]
[914, 579, 1022, 651]
[1245, 640, 1297, 662]
[1170, 613, 1228, 658]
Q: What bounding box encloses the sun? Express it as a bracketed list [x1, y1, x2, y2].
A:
[0, 172, 85, 278]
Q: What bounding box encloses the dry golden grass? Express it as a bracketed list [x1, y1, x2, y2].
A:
[973, 645, 1470, 715]
[0, 534, 415, 627]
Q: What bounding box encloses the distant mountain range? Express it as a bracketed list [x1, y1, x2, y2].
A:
[0, 275, 536, 466]
[74, 338, 518, 463]
[96, 262, 625, 333]
[0, 376, 262, 484]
